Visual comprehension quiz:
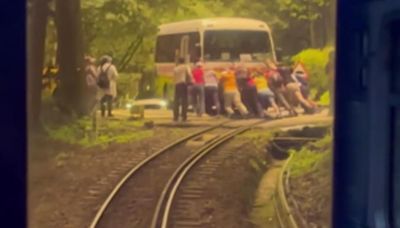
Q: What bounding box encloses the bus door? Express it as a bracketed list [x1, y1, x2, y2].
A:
[180, 35, 190, 63]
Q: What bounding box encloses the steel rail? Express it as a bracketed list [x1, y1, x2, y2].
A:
[88, 120, 232, 228]
[151, 120, 266, 228]
[274, 153, 299, 228]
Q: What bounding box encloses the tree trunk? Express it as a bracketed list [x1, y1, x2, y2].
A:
[55, 0, 86, 115]
[322, 5, 331, 46]
[309, 19, 316, 48]
[119, 37, 143, 72]
[27, 0, 49, 131]
[329, 2, 337, 45]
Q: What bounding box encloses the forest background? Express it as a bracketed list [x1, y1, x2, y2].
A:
[27, 0, 336, 130]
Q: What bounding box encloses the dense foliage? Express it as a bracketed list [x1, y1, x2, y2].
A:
[289, 132, 332, 227]
[28, 0, 335, 127]
[43, 0, 334, 73]
[292, 46, 333, 99]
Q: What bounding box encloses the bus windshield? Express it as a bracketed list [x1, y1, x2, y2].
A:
[204, 30, 272, 62]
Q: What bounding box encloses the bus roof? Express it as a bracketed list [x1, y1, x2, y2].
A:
[158, 17, 272, 35]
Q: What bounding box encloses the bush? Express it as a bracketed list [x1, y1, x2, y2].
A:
[289, 133, 332, 178]
[155, 74, 174, 100]
[116, 72, 141, 106]
[292, 46, 334, 99]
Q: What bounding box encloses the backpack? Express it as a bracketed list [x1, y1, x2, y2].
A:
[97, 65, 111, 89]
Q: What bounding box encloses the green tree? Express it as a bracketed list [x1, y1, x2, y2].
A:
[277, 0, 332, 48]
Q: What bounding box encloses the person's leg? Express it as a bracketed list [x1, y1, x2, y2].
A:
[233, 91, 248, 117]
[106, 95, 113, 116]
[100, 95, 107, 117]
[294, 90, 315, 113]
[181, 84, 188, 121]
[212, 87, 221, 115]
[285, 83, 298, 107]
[224, 92, 234, 116]
[199, 85, 205, 116]
[276, 89, 297, 116]
[286, 83, 315, 114]
[204, 86, 212, 115]
[218, 84, 226, 115]
[268, 96, 281, 116]
[91, 88, 98, 111]
[249, 87, 263, 117]
[191, 85, 199, 115]
[241, 87, 252, 114]
[187, 85, 193, 110]
[257, 93, 268, 109]
[173, 84, 180, 121]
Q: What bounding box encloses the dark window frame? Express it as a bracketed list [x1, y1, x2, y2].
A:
[203, 30, 272, 62]
[155, 32, 200, 63]
[388, 18, 400, 228]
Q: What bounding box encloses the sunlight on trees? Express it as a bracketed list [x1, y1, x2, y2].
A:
[28, 0, 336, 129]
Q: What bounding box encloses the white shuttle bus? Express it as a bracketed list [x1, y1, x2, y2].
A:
[154, 17, 277, 98]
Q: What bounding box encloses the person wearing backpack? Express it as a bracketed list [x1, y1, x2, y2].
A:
[97, 55, 119, 117]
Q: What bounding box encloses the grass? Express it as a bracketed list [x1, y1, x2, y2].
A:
[248, 128, 332, 228]
[289, 133, 332, 178]
[234, 129, 276, 223]
[237, 129, 275, 151]
[43, 115, 153, 148]
[287, 132, 333, 227]
[38, 92, 155, 148]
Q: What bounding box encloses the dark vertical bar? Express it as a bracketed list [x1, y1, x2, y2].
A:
[0, 0, 27, 228]
[333, 0, 369, 227]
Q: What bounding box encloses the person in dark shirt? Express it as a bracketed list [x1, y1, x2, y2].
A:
[281, 66, 315, 114]
[266, 60, 297, 116]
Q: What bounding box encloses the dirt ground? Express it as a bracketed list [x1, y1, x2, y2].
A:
[204, 140, 270, 228]
[28, 126, 201, 228]
[29, 126, 278, 228]
[169, 129, 274, 228]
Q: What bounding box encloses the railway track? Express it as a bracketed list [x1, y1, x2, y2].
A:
[89, 119, 265, 228]
[273, 128, 328, 228]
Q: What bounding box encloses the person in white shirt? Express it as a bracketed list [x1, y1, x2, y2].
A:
[84, 56, 98, 112]
[173, 57, 192, 122]
[203, 66, 221, 116]
[97, 55, 119, 117]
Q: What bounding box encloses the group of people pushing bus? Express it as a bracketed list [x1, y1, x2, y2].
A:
[173, 57, 317, 122]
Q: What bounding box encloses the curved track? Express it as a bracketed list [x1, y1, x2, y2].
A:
[150, 123, 259, 228]
[89, 119, 265, 228]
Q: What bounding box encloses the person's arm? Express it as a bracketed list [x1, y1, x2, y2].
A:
[219, 71, 227, 82]
[212, 71, 219, 82]
[186, 66, 194, 83]
[110, 65, 119, 80]
[90, 66, 98, 78]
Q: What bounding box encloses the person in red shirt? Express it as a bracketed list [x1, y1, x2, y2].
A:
[191, 61, 205, 116]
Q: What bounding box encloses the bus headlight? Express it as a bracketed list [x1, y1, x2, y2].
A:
[126, 103, 133, 109]
[160, 100, 167, 107]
